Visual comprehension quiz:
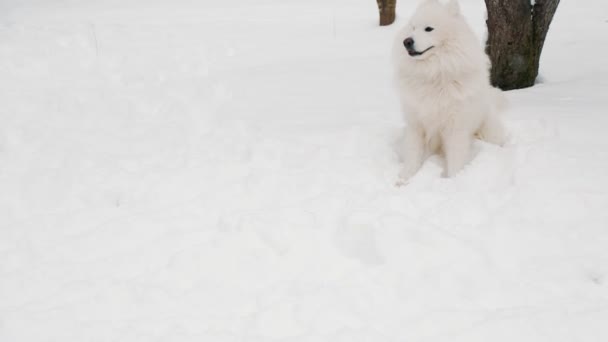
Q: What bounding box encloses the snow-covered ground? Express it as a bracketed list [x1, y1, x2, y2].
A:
[1, 0, 608, 341]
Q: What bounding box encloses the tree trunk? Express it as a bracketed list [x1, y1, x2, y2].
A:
[485, 0, 560, 90]
[377, 0, 397, 26]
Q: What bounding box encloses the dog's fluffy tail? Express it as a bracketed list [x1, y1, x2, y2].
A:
[491, 86, 508, 113]
[475, 87, 508, 146]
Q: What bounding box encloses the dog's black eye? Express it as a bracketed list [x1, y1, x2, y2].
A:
[425, 27, 434, 32]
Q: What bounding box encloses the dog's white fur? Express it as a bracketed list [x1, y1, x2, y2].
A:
[394, 0, 506, 184]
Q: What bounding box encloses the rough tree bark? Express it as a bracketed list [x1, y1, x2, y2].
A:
[377, 0, 397, 26]
[485, 0, 560, 90]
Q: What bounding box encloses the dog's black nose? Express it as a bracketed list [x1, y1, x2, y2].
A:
[403, 38, 414, 49]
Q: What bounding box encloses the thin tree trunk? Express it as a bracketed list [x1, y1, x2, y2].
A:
[377, 0, 397, 26]
[485, 0, 560, 90]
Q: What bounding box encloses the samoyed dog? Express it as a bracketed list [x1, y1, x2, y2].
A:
[394, 0, 506, 184]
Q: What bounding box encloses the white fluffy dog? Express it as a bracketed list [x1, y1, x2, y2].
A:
[394, 0, 506, 184]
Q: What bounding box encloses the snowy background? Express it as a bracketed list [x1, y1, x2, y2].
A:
[1, 0, 608, 341]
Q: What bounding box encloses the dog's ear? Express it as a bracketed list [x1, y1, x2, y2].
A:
[446, 0, 461, 16]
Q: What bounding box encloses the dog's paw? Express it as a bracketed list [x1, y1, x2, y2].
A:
[395, 171, 414, 187]
[395, 178, 410, 187]
[397, 166, 418, 185]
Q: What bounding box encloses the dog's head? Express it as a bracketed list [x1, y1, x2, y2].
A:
[400, 0, 462, 61]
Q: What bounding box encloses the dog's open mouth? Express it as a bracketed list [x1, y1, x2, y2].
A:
[407, 46, 434, 57]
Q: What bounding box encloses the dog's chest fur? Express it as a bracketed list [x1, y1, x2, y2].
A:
[401, 74, 477, 135]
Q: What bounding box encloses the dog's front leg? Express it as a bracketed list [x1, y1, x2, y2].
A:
[442, 131, 472, 177]
[397, 125, 425, 185]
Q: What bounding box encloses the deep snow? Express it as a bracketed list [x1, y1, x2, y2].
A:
[1, 0, 608, 341]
